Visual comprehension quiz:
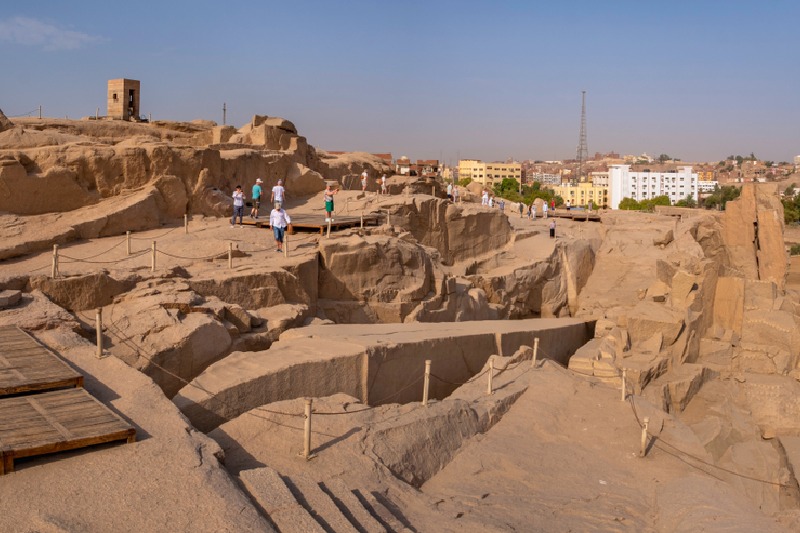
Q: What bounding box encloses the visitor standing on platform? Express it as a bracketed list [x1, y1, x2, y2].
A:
[543, 201, 548, 219]
[250, 178, 263, 219]
[269, 202, 292, 253]
[271, 179, 285, 208]
[549, 219, 556, 238]
[324, 183, 338, 221]
[231, 185, 245, 228]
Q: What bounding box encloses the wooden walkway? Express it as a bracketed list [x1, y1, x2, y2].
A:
[549, 210, 601, 222]
[0, 326, 135, 474]
[240, 213, 383, 234]
[0, 326, 83, 396]
[0, 388, 135, 474]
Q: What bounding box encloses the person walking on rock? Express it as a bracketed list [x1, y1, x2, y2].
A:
[361, 170, 368, 192]
[530, 201, 536, 220]
[518, 201, 524, 218]
[453, 186, 459, 203]
[251, 178, 263, 219]
[447, 182, 453, 201]
[482, 189, 489, 206]
[549, 219, 556, 238]
[271, 179, 285, 208]
[542, 201, 548, 219]
[231, 185, 245, 228]
[324, 183, 338, 221]
[269, 202, 292, 253]
[381, 174, 387, 195]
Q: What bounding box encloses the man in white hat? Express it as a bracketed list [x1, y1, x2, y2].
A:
[271, 179, 285, 208]
[251, 178, 263, 219]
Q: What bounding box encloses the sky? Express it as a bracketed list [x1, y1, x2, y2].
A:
[1, 1, 799, 164]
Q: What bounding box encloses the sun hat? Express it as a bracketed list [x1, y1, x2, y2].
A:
[256, 178, 263, 183]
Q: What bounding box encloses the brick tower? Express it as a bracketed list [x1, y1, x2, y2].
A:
[107, 79, 140, 120]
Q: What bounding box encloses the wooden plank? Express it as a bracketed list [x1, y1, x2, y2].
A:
[0, 388, 135, 474]
[0, 327, 83, 397]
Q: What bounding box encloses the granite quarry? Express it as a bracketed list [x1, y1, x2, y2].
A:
[1, 109, 800, 532]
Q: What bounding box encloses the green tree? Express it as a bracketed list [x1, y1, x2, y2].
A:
[703, 185, 741, 210]
[675, 194, 697, 208]
[618, 197, 642, 210]
[458, 177, 472, 187]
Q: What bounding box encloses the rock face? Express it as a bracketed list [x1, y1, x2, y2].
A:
[0, 109, 13, 132]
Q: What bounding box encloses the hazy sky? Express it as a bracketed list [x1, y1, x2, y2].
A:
[1, 1, 798, 163]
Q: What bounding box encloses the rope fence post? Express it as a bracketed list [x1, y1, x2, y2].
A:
[621, 368, 627, 402]
[184, 214, 189, 234]
[95, 308, 103, 359]
[640, 416, 650, 458]
[151, 241, 156, 272]
[303, 398, 315, 460]
[228, 242, 233, 269]
[432, 185, 436, 197]
[283, 232, 288, 258]
[386, 209, 391, 227]
[326, 218, 332, 239]
[360, 211, 364, 230]
[422, 360, 431, 407]
[487, 358, 494, 395]
[51, 244, 59, 279]
[126, 231, 131, 255]
[532, 337, 540, 368]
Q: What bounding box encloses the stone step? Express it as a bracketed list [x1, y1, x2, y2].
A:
[239, 467, 325, 533]
[354, 488, 415, 532]
[284, 474, 359, 533]
[643, 363, 716, 414]
[321, 477, 387, 533]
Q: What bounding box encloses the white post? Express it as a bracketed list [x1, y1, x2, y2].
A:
[422, 360, 431, 407]
[228, 242, 233, 269]
[184, 214, 189, 234]
[432, 185, 436, 197]
[151, 241, 156, 272]
[640, 416, 650, 458]
[360, 211, 364, 229]
[95, 308, 103, 359]
[126, 231, 131, 255]
[303, 398, 313, 460]
[386, 209, 391, 227]
[38, 105, 42, 119]
[326, 218, 332, 239]
[487, 358, 494, 395]
[52, 244, 59, 278]
[283, 233, 288, 258]
[621, 368, 627, 402]
[95, 107, 99, 120]
[532, 337, 540, 368]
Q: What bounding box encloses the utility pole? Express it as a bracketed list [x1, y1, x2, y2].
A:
[575, 90, 588, 185]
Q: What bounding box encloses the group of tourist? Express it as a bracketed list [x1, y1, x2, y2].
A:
[230, 179, 291, 253]
[360, 170, 389, 195]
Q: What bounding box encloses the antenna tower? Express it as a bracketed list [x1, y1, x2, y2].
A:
[575, 90, 588, 184]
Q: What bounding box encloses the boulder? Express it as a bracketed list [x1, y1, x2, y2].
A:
[0, 289, 21, 309]
[30, 272, 135, 311]
[0, 108, 13, 132]
[627, 301, 685, 348]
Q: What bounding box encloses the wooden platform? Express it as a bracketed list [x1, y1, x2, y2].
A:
[240, 213, 383, 234]
[0, 387, 136, 475]
[549, 210, 601, 222]
[0, 326, 83, 397]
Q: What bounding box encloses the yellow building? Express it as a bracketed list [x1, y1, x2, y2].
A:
[458, 159, 486, 185]
[486, 162, 522, 186]
[553, 182, 609, 207]
[458, 160, 521, 187]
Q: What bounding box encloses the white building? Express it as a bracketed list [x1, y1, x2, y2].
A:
[698, 180, 718, 193]
[608, 164, 698, 209]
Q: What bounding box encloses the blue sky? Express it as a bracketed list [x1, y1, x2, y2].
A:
[1, 1, 798, 163]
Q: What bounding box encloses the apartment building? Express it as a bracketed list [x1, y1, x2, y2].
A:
[553, 182, 609, 207]
[608, 164, 698, 209]
[458, 160, 521, 186]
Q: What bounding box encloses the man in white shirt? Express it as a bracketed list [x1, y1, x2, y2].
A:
[381, 174, 387, 195]
[271, 179, 286, 207]
[269, 202, 292, 253]
[361, 170, 368, 192]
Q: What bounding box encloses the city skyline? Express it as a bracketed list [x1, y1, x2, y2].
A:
[1, 1, 798, 163]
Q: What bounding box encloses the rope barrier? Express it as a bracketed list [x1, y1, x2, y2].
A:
[155, 249, 225, 261]
[59, 238, 127, 261]
[627, 394, 790, 488]
[129, 226, 181, 241]
[59, 249, 150, 265]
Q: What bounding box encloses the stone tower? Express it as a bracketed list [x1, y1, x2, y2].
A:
[107, 79, 140, 120]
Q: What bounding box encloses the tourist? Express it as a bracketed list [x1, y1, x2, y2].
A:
[542, 201, 548, 219]
[447, 182, 453, 201]
[269, 202, 292, 253]
[231, 185, 245, 228]
[549, 219, 556, 238]
[566, 199, 571, 210]
[518, 201, 524, 218]
[381, 174, 387, 195]
[498, 198, 505, 212]
[361, 170, 368, 192]
[453, 186, 459, 202]
[530, 202, 536, 220]
[489, 196, 494, 208]
[482, 189, 489, 206]
[250, 178, 262, 219]
[271, 179, 285, 208]
[324, 183, 338, 221]
[550, 199, 555, 211]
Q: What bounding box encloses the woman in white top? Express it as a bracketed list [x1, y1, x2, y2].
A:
[269, 202, 292, 252]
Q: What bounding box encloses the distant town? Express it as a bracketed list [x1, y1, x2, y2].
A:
[349, 152, 800, 213]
